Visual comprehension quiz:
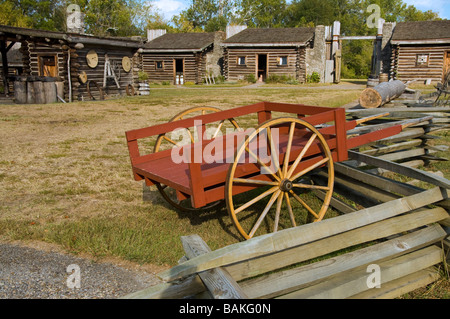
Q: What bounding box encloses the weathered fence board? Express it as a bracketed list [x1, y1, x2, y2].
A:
[280, 246, 442, 299]
[181, 235, 248, 299]
[158, 187, 449, 282]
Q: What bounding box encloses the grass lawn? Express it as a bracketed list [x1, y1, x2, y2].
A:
[0, 83, 448, 298]
[0, 85, 362, 264]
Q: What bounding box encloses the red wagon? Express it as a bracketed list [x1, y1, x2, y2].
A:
[126, 102, 408, 239]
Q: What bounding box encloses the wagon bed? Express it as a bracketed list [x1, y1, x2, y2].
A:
[126, 102, 417, 239]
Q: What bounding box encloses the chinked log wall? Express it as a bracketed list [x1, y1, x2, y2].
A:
[391, 44, 450, 81]
[26, 42, 135, 101]
[224, 47, 306, 83]
[142, 52, 207, 84]
[74, 46, 135, 101]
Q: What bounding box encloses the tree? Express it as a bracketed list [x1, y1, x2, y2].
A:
[284, 0, 441, 78]
[234, 0, 288, 28]
[171, 13, 203, 33]
[0, 1, 33, 28]
[179, 0, 235, 30]
[0, 0, 66, 31]
[285, 0, 335, 27]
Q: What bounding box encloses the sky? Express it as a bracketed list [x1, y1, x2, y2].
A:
[152, 0, 450, 21]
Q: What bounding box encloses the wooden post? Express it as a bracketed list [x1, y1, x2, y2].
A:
[332, 21, 341, 83]
[334, 108, 348, 162]
[1, 40, 10, 96]
[375, 19, 385, 77]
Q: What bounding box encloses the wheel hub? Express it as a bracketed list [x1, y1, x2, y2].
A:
[280, 179, 293, 192]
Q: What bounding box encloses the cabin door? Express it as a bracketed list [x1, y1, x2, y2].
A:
[39, 55, 58, 77]
[257, 54, 267, 82]
[174, 58, 184, 85]
[443, 51, 450, 81]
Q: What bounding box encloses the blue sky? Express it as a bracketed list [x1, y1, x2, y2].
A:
[152, 0, 449, 21]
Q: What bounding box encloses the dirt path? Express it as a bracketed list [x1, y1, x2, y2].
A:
[0, 242, 162, 299]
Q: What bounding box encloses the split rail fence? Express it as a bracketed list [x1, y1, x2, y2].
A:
[123, 106, 450, 299]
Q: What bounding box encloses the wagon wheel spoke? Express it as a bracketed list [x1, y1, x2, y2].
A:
[266, 126, 282, 179]
[163, 135, 178, 146]
[283, 122, 296, 178]
[212, 120, 225, 138]
[226, 117, 334, 240]
[290, 157, 330, 182]
[233, 178, 280, 187]
[292, 183, 330, 191]
[187, 128, 195, 143]
[289, 190, 320, 219]
[244, 146, 281, 182]
[249, 190, 281, 238]
[284, 192, 296, 227]
[154, 106, 234, 212]
[273, 192, 284, 232]
[286, 133, 317, 180]
[234, 186, 279, 215]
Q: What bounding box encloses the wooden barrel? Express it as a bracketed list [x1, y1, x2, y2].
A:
[379, 73, 388, 83]
[13, 81, 27, 104]
[33, 81, 46, 104]
[27, 80, 35, 104]
[43, 82, 57, 103]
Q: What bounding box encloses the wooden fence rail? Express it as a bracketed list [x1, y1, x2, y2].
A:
[122, 109, 450, 299]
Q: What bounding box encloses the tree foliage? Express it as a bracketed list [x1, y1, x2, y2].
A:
[0, 0, 443, 77]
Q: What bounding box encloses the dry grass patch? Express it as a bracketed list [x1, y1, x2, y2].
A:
[0, 85, 369, 266]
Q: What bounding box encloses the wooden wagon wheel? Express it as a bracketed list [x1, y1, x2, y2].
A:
[225, 117, 334, 239]
[154, 106, 240, 212]
[86, 80, 104, 100]
[126, 84, 135, 96]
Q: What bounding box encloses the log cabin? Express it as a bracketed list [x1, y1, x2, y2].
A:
[0, 24, 143, 102]
[221, 27, 316, 83]
[142, 31, 225, 85]
[390, 20, 450, 83]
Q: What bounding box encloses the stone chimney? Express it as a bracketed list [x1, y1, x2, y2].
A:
[147, 29, 167, 42]
[66, 4, 85, 34]
[226, 25, 247, 39]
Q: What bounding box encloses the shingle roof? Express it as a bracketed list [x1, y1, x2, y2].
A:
[0, 24, 142, 47]
[392, 20, 450, 42]
[223, 27, 315, 45]
[144, 32, 216, 51]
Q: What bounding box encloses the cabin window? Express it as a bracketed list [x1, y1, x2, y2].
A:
[38, 55, 58, 77]
[278, 56, 288, 66]
[416, 54, 429, 67]
[155, 61, 164, 69]
[237, 56, 246, 65]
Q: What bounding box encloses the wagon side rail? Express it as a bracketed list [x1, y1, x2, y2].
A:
[126, 103, 408, 209]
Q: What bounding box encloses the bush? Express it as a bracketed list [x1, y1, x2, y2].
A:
[161, 81, 171, 85]
[307, 72, 320, 83]
[245, 74, 257, 83]
[215, 75, 225, 84]
[138, 71, 149, 82]
[266, 74, 298, 84]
